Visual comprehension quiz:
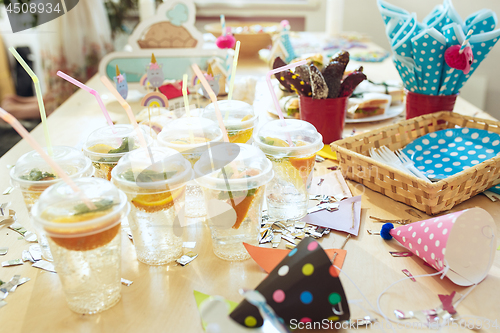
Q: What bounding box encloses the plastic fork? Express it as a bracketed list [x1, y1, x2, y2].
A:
[377, 146, 414, 174]
[395, 149, 431, 181]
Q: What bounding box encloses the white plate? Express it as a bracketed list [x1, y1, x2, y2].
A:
[345, 104, 404, 123]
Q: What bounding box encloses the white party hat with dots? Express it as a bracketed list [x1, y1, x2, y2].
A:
[388, 207, 497, 286]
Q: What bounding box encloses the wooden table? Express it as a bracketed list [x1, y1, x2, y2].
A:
[1, 43, 499, 333]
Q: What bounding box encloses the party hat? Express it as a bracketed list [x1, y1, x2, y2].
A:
[151, 53, 157, 64]
[230, 237, 350, 328]
[381, 208, 497, 286]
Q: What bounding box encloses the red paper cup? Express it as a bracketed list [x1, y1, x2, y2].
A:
[405, 91, 458, 120]
[299, 95, 348, 144]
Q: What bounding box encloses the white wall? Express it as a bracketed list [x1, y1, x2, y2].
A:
[342, 0, 500, 118]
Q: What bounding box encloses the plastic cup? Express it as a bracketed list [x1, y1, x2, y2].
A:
[405, 90, 458, 119]
[194, 144, 273, 261]
[31, 178, 129, 314]
[299, 95, 348, 144]
[10, 146, 93, 261]
[203, 100, 257, 143]
[157, 117, 223, 218]
[254, 119, 323, 220]
[111, 147, 193, 265]
[82, 125, 153, 181]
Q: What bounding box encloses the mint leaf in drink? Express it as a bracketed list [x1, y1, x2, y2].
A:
[259, 136, 274, 146]
[108, 137, 135, 154]
[217, 187, 257, 200]
[74, 199, 115, 215]
[20, 169, 56, 181]
[120, 169, 178, 182]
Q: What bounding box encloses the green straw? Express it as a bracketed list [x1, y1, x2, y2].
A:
[9, 47, 52, 155]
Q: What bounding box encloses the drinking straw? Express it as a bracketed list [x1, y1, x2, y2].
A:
[0, 107, 94, 209]
[9, 47, 52, 155]
[220, 14, 226, 36]
[99, 76, 152, 161]
[265, 60, 307, 146]
[191, 64, 230, 143]
[227, 40, 241, 102]
[182, 74, 191, 117]
[57, 71, 116, 133]
[459, 29, 474, 54]
[182, 74, 195, 144]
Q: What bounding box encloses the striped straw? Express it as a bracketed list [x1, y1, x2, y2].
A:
[220, 14, 226, 36]
[459, 29, 474, 54]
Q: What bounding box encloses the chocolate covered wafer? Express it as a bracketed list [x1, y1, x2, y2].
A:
[273, 57, 294, 92]
[339, 71, 367, 97]
[322, 61, 344, 98]
[309, 64, 328, 99]
[329, 50, 350, 69]
[294, 65, 310, 83]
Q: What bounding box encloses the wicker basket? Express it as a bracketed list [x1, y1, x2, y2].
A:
[331, 112, 500, 215]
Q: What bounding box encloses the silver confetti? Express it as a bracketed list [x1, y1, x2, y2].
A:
[294, 221, 306, 229]
[394, 309, 414, 320]
[22, 250, 35, 263]
[121, 278, 133, 286]
[2, 187, 14, 195]
[32, 260, 56, 273]
[24, 231, 38, 243]
[0, 248, 7, 256]
[7, 221, 26, 236]
[281, 234, 297, 245]
[176, 251, 198, 266]
[367, 230, 380, 235]
[352, 316, 378, 326]
[285, 243, 296, 250]
[28, 244, 42, 261]
[182, 242, 196, 249]
[272, 234, 281, 248]
[2, 259, 23, 267]
[123, 227, 134, 242]
[315, 155, 325, 162]
[260, 229, 273, 244]
[0, 275, 20, 299]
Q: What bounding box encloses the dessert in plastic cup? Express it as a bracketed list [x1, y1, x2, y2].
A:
[31, 177, 129, 315]
[10, 146, 93, 261]
[254, 119, 322, 220]
[82, 125, 153, 181]
[157, 117, 223, 218]
[112, 147, 193, 265]
[195, 144, 273, 261]
[203, 100, 257, 143]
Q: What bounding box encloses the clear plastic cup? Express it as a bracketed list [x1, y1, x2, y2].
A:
[10, 146, 93, 261]
[203, 100, 257, 144]
[111, 147, 193, 265]
[157, 117, 223, 218]
[194, 144, 273, 261]
[31, 177, 129, 314]
[254, 119, 322, 220]
[82, 125, 153, 181]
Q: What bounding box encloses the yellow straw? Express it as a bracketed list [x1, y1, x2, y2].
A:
[9, 47, 52, 155]
[182, 74, 191, 117]
[227, 41, 240, 101]
[182, 74, 195, 144]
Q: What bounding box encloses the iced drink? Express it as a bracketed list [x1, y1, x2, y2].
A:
[195, 144, 273, 261]
[83, 125, 152, 181]
[157, 117, 222, 217]
[254, 119, 322, 220]
[203, 100, 257, 144]
[31, 178, 129, 314]
[112, 147, 193, 265]
[10, 146, 93, 260]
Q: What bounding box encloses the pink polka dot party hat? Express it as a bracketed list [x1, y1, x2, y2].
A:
[230, 237, 350, 328]
[380, 207, 497, 286]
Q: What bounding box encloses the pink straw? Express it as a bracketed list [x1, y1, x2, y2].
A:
[266, 60, 307, 146]
[99, 76, 153, 163]
[191, 64, 230, 143]
[57, 71, 116, 133]
[0, 108, 94, 209]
